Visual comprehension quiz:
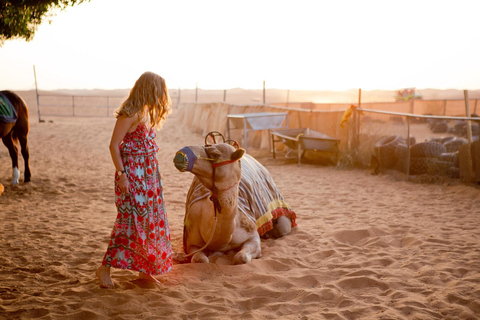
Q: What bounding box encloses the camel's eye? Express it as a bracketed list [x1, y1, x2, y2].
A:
[205, 146, 222, 160]
[211, 151, 222, 159]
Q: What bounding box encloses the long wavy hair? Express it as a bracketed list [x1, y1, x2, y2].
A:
[115, 71, 172, 129]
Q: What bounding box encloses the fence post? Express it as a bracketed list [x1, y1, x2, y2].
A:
[223, 89, 226, 102]
[410, 88, 415, 114]
[177, 88, 181, 107]
[352, 108, 358, 164]
[354, 89, 362, 163]
[406, 116, 411, 180]
[263, 81, 266, 105]
[463, 90, 475, 182]
[33, 65, 42, 122]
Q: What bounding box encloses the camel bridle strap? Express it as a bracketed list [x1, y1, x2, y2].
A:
[216, 179, 241, 192]
[182, 155, 239, 259]
[182, 131, 241, 260]
[212, 159, 238, 168]
[210, 164, 222, 214]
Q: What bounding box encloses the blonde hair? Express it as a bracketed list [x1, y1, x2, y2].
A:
[115, 71, 172, 129]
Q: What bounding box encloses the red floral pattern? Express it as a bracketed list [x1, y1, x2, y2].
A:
[102, 123, 172, 275]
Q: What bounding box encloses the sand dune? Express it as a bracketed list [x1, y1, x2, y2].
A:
[1, 110, 480, 319]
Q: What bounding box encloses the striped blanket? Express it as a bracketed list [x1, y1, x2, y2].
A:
[186, 154, 297, 236]
[0, 92, 17, 124]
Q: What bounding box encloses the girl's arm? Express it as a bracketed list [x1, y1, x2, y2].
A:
[109, 115, 137, 193]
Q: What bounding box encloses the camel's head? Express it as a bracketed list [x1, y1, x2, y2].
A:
[174, 142, 245, 190]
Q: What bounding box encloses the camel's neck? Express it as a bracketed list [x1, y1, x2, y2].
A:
[209, 187, 239, 247]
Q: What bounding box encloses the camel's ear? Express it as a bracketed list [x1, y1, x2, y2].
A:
[231, 148, 245, 161]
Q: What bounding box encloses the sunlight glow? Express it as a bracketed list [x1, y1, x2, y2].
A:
[1, 0, 479, 91]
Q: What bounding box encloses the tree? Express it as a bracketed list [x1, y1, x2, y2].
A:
[0, 0, 89, 46]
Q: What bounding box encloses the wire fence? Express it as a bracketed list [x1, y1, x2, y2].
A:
[343, 107, 480, 183]
[34, 89, 480, 182]
[175, 95, 480, 183]
[36, 94, 126, 119]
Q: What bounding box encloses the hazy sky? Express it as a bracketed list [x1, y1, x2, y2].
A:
[1, 0, 479, 91]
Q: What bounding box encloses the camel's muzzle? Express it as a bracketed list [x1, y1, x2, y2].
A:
[173, 147, 197, 172]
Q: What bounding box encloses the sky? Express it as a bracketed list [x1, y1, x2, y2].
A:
[1, 0, 480, 91]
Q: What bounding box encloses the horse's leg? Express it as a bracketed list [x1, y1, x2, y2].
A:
[17, 132, 30, 182]
[233, 234, 262, 265]
[2, 133, 20, 184]
[14, 98, 31, 183]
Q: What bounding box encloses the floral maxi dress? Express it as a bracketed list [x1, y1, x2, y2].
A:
[102, 123, 172, 275]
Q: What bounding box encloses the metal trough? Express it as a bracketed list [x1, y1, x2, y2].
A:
[271, 128, 340, 166]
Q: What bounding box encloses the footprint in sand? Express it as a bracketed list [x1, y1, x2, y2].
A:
[333, 228, 387, 246]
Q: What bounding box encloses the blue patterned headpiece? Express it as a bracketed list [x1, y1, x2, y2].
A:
[173, 147, 197, 172]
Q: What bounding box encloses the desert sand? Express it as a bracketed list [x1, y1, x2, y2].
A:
[1, 95, 480, 319]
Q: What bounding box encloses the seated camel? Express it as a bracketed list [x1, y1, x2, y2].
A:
[173, 132, 297, 264]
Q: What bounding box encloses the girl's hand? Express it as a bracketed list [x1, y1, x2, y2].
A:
[119, 177, 130, 194]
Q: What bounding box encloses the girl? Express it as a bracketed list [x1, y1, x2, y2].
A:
[96, 71, 173, 288]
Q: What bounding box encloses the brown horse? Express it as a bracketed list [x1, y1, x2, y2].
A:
[0, 91, 31, 184]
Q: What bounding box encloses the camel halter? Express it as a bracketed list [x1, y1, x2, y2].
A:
[174, 131, 240, 172]
[183, 131, 241, 259]
[203, 131, 241, 213]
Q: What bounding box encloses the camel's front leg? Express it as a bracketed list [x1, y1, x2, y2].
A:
[233, 234, 262, 265]
[188, 246, 210, 264]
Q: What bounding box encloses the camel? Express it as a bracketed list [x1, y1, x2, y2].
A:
[0, 91, 31, 184]
[173, 132, 297, 264]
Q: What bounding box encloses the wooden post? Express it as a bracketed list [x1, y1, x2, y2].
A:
[356, 88, 362, 147]
[177, 88, 181, 107]
[358, 88, 362, 108]
[263, 81, 266, 105]
[195, 83, 198, 102]
[443, 99, 447, 115]
[352, 88, 362, 160]
[286, 89, 290, 106]
[410, 88, 415, 114]
[406, 116, 411, 180]
[463, 90, 475, 182]
[33, 65, 42, 122]
[465, 90, 473, 144]
[223, 89, 226, 102]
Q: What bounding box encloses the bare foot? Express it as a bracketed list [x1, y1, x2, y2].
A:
[137, 272, 162, 285]
[96, 265, 115, 289]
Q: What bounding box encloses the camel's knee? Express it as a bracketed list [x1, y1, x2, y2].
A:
[268, 216, 292, 239]
[191, 251, 209, 264]
[233, 251, 252, 265]
[233, 240, 261, 264]
[233, 248, 261, 264]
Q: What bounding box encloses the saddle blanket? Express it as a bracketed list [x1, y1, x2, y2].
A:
[0, 92, 17, 124]
[187, 154, 297, 236]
